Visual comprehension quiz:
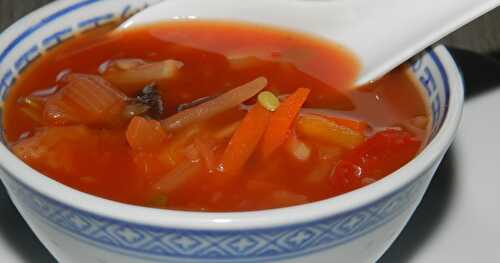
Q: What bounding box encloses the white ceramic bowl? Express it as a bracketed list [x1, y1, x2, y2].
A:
[0, 1, 463, 262]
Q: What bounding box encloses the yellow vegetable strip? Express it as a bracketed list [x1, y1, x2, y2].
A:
[296, 114, 364, 149]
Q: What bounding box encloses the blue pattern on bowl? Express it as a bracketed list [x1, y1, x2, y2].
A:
[1, 168, 428, 262]
[0, 0, 451, 262]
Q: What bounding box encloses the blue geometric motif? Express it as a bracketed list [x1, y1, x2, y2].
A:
[4, 172, 425, 262]
[0, 69, 14, 98]
[42, 27, 73, 48]
[78, 13, 115, 30]
[14, 45, 39, 72]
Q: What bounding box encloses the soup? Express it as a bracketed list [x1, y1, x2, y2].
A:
[2, 21, 429, 212]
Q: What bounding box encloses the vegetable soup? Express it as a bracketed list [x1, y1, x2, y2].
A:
[2, 21, 429, 212]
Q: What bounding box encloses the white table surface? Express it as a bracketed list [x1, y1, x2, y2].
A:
[1, 52, 499, 263]
[381, 82, 500, 262]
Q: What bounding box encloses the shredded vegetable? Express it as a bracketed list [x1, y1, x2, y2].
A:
[153, 160, 202, 194]
[213, 121, 241, 141]
[161, 77, 268, 131]
[194, 138, 217, 172]
[286, 134, 311, 162]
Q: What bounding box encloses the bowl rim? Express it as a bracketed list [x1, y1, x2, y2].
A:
[0, 0, 464, 230]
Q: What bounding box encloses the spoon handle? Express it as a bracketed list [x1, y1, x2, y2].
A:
[336, 0, 500, 85]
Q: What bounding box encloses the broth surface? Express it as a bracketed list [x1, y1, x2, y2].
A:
[3, 21, 429, 211]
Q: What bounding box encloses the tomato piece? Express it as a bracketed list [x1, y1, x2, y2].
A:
[330, 160, 363, 195]
[330, 129, 421, 194]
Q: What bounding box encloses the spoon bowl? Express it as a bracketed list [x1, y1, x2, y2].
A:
[118, 0, 500, 85]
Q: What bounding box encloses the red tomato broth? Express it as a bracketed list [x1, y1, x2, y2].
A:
[3, 21, 429, 212]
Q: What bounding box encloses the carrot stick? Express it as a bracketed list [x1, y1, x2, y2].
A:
[219, 104, 271, 176]
[260, 88, 310, 159]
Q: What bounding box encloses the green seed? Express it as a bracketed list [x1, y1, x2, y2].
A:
[258, 91, 280, 112]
